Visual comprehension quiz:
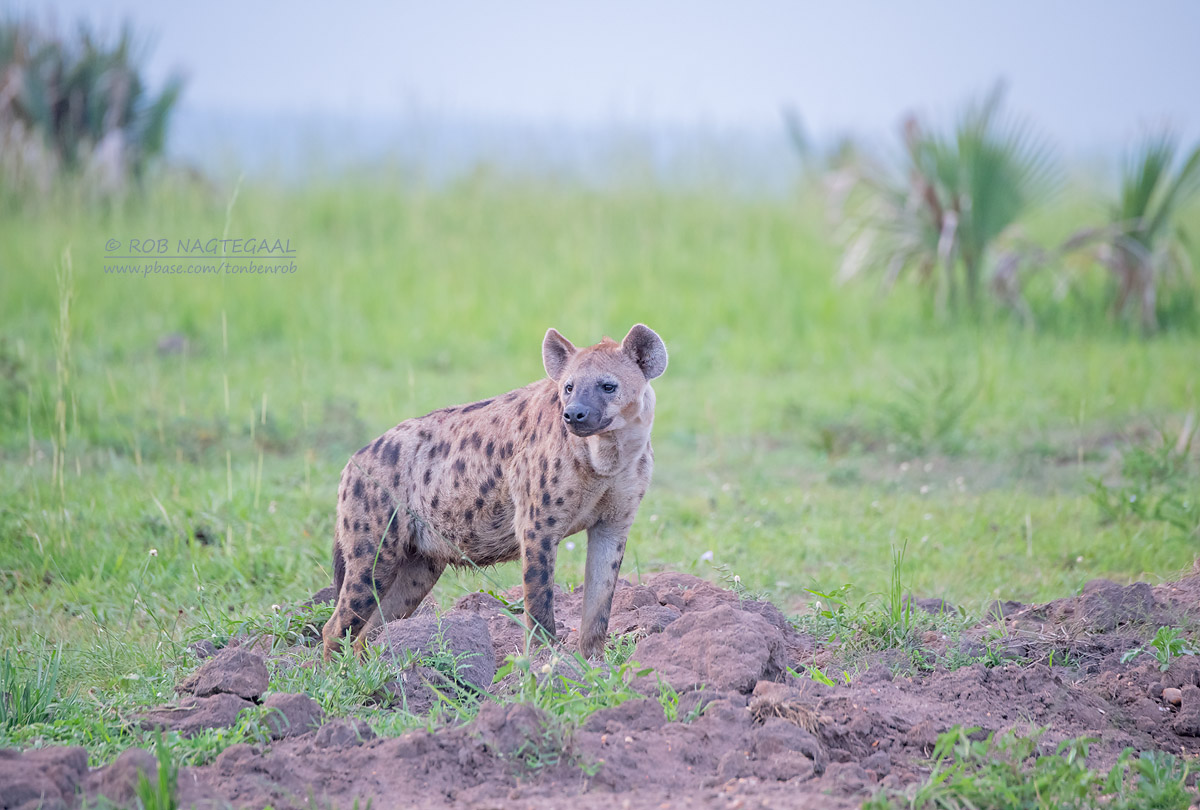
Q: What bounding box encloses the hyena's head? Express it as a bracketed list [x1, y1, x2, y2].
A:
[542, 324, 667, 438]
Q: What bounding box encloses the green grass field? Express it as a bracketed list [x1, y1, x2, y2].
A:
[2, 171, 1198, 765]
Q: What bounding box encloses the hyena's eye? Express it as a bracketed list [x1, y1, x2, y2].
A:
[564, 383, 573, 394]
[601, 382, 617, 393]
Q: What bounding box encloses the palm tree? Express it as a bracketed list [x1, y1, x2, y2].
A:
[1097, 134, 1200, 331]
[837, 84, 1056, 316]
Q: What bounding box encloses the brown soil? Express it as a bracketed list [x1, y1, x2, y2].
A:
[4, 568, 1200, 810]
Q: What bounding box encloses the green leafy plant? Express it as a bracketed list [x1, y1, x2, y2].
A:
[836, 82, 1056, 317]
[485, 644, 649, 775]
[799, 664, 837, 687]
[655, 678, 705, 724]
[0, 645, 62, 728]
[1122, 626, 1197, 672]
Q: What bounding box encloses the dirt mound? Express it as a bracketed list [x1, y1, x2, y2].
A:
[0, 747, 88, 810]
[632, 602, 789, 692]
[372, 611, 496, 709]
[9, 570, 1200, 809]
[138, 693, 256, 738]
[176, 646, 269, 700]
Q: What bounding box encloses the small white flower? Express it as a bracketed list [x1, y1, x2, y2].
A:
[649, 514, 659, 522]
[149, 548, 158, 557]
[565, 541, 576, 551]
[919, 485, 930, 495]
[271, 604, 281, 612]
[699, 550, 714, 563]
[540, 663, 552, 675]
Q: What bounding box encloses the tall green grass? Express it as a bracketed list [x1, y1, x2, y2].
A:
[0, 171, 1197, 759]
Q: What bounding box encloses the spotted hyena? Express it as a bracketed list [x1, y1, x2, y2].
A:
[321, 324, 668, 660]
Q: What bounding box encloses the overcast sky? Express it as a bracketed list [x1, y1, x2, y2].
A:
[20, 1, 1200, 155]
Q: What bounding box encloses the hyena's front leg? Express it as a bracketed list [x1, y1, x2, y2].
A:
[520, 519, 562, 646]
[580, 521, 629, 659]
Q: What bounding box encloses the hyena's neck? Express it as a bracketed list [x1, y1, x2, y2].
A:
[575, 385, 655, 478]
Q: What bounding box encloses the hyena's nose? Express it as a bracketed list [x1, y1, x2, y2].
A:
[563, 405, 591, 426]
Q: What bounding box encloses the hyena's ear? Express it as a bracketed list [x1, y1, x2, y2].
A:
[542, 328, 576, 381]
[621, 324, 668, 380]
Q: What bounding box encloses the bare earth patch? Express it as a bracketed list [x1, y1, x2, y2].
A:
[4, 569, 1200, 809]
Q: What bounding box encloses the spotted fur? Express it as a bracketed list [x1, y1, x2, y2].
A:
[321, 324, 668, 659]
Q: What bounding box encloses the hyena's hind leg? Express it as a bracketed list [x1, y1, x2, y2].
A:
[362, 553, 446, 645]
[322, 527, 402, 659]
[321, 545, 446, 659]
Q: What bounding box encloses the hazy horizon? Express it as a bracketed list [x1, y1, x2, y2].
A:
[14, 1, 1200, 177]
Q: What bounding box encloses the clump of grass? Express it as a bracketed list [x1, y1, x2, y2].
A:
[217, 600, 334, 654]
[882, 542, 914, 646]
[796, 545, 983, 679]
[271, 640, 402, 718]
[798, 543, 945, 652]
[0, 645, 63, 729]
[417, 626, 490, 722]
[492, 648, 648, 728]
[711, 563, 769, 601]
[865, 726, 1194, 809]
[1090, 424, 1199, 536]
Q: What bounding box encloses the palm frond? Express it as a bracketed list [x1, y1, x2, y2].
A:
[833, 82, 1056, 316]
